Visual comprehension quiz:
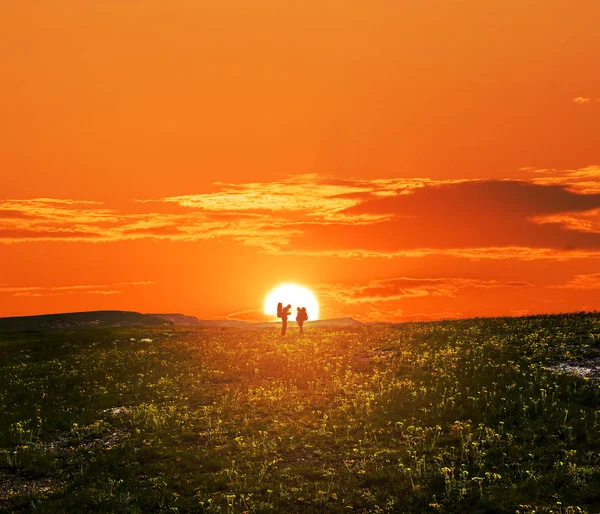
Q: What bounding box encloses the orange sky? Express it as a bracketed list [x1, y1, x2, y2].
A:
[1, 1, 600, 321]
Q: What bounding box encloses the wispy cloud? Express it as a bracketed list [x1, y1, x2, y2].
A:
[531, 209, 600, 233]
[151, 175, 474, 223]
[318, 277, 531, 305]
[225, 308, 269, 322]
[573, 96, 591, 104]
[550, 273, 600, 290]
[2, 170, 600, 261]
[0, 198, 133, 243]
[0, 281, 154, 297]
[13, 290, 122, 297]
[349, 305, 463, 322]
[529, 166, 600, 194]
[271, 246, 600, 261]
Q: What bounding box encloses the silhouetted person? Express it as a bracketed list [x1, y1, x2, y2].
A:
[296, 306, 308, 335]
[280, 304, 291, 336]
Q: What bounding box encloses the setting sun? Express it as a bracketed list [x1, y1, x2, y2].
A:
[264, 284, 319, 321]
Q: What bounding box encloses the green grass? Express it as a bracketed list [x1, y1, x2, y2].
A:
[1, 313, 600, 513]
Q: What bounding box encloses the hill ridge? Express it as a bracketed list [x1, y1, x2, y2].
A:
[0, 310, 363, 330]
[0, 310, 171, 331]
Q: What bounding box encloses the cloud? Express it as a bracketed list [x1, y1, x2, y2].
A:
[13, 290, 122, 297]
[122, 225, 185, 236]
[0, 281, 154, 297]
[315, 275, 538, 322]
[3, 171, 600, 261]
[531, 209, 600, 233]
[529, 166, 600, 194]
[286, 180, 600, 255]
[117, 281, 155, 286]
[0, 209, 37, 220]
[354, 306, 463, 322]
[343, 179, 600, 218]
[550, 273, 600, 290]
[0, 198, 131, 243]
[148, 175, 476, 224]
[394, 310, 463, 322]
[270, 246, 600, 260]
[318, 277, 531, 305]
[0, 228, 103, 242]
[225, 308, 269, 322]
[573, 96, 591, 104]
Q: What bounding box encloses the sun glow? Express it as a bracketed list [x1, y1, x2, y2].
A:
[264, 283, 319, 321]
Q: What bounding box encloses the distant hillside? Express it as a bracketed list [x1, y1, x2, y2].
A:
[152, 314, 254, 328]
[0, 311, 363, 331]
[253, 317, 363, 328]
[191, 320, 254, 328]
[153, 314, 362, 328]
[152, 314, 203, 325]
[142, 314, 364, 328]
[307, 317, 363, 327]
[0, 311, 172, 331]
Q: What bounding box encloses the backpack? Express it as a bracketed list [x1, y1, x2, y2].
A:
[276, 302, 283, 318]
[302, 307, 308, 322]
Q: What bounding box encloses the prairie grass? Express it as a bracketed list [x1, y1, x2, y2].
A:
[1, 313, 600, 512]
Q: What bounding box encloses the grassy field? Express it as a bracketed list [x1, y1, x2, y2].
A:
[1, 313, 600, 513]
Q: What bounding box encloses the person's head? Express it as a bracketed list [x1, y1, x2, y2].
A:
[287, 304, 291, 309]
